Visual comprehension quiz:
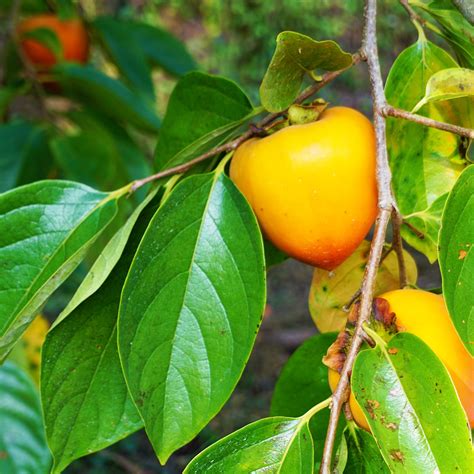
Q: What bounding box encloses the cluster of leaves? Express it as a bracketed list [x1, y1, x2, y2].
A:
[0, 1, 473, 473]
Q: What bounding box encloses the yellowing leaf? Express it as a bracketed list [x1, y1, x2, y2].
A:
[413, 68, 474, 112]
[308, 241, 417, 333]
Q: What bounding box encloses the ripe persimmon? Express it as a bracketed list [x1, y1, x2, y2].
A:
[380, 289, 474, 427]
[230, 106, 377, 270]
[328, 368, 370, 431]
[17, 14, 89, 69]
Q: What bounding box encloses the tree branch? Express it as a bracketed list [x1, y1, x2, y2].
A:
[320, 1, 395, 471]
[391, 208, 408, 288]
[130, 53, 362, 192]
[384, 105, 474, 139]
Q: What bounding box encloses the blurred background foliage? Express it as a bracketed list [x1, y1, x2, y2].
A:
[118, 0, 417, 110]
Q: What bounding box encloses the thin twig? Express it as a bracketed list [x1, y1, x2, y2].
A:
[342, 245, 394, 312]
[320, 1, 395, 471]
[402, 219, 425, 239]
[391, 208, 408, 288]
[399, 0, 426, 25]
[384, 105, 474, 139]
[130, 53, 362, 192]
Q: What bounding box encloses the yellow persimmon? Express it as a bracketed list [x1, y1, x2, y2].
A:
[380, 289, 474, 427]
[328, 368, 371, 431]
[230, 106, 377, 270]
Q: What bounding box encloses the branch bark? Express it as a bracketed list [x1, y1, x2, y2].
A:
[319, 1, 395, 471]
[384, 105, 474, 139]
[130, 53, 362, 192]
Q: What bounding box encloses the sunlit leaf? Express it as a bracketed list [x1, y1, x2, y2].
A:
[413, 67, 474, 112]
[184, 416, 313, 473]
[385, 36, 468, 262]
[0, 180, 127, 360]
[118, 169, 265, 462]
[40, 196, 160, 473]
[352, 333, 473, 472]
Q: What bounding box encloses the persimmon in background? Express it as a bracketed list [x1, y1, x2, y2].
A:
[17, 14, 89, 68]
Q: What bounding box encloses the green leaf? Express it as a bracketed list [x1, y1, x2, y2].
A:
[123, 20, 197, 77]
[352, 332, 473, 472]
[344, 427, 390, 473]
[410, 0, 474, 68]
[20, 27, 63, 60]
[118, 169, 266, 462]
[309, 241, 417, 333]
[154, 71, 254, 170]
[93, 17, 155, 100]
[0, 362, 52, 474]
[0, 180, 127, 360]
[413, 67, 474, 112]
[56, 187, 160, 327]
[270, 333, 343, 466]
[184, 416, 314, 473]
[260, 31, 352, 112]
[439, 165, 474, 354]
[40, 194, 161, 473]
[401, 193, 447, 263]
[385, 37, 468, 262]
[0, 121, 54, 192]
[54, 63, 160, 133]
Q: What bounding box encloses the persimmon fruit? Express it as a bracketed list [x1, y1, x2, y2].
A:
[380, 289, 474, 427]
[17, 14, 89, 69]
[230, 106, 377, 270]
[328, 368, 370, 431]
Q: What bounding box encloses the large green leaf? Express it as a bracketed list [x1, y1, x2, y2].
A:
[93, 17, 155, 99]
[0, 121, 54, 193]
[184, 417, 314, 473]
[260, 31, 352, 112]
[0, 180, 127, 360]
[344, 427, 390, 473]
[410, 0, 474, 68]
[118, 169, 266, 462]
[352, 332, 473, 472]
[439, 165, 474, 354]
[270, 332, 342, 467]
[55, 63, 160, 133]
[40, 193, 161, 473]
[385, 37, 468, 262]
[154, 72, 255, 170]
[56, 187, 160, 327]
[0, 362, 52, 474]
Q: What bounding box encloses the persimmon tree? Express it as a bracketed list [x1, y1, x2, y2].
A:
[0, 0, 473, 473]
